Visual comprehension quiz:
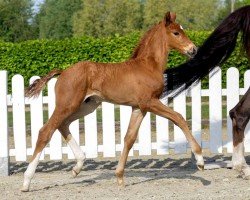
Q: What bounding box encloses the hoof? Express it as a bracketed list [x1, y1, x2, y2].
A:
[242, 168, 250, 180]
[197, 164, 204, 171]
[117, 178, 125, 188]
[243, 175, 250, 180]
[118, 184, 125, 190]
[21, 179, 30, 192]
[117, 180, 125, 190]
[72, 169, 80, 178]
[20, 187, 29, 192]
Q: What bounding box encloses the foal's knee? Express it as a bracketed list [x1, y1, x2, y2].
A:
[124, 133, 137, 150]
[175, 112, 185, 122]
[36, 128, 51, 147]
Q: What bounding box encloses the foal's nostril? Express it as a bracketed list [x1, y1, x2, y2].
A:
[188, 47, 197, 58]
[192, 47, 197, 55]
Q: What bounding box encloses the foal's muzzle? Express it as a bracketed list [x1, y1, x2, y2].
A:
[186, 46, 198, 58]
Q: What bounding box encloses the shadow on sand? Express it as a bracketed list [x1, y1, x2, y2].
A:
[11, 154, 250, 191]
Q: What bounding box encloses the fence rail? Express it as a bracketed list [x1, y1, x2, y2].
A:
[0, 67, 250, 176]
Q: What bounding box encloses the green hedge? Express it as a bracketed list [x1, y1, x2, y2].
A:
[0, 31, 249, 89]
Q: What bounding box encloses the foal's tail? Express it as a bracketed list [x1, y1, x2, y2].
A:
[162, 5, 250, 98]
[25, 69, 62, 98]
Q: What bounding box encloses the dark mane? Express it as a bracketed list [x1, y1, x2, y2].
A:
[131, 22, 161, 59]
[162, 5, 250, 98]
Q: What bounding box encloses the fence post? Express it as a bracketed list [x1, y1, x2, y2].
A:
[156, 98, 169, 155]
[191, 81, 202, 146]
[120, 105, 132, 155]
[12, 75, 27, 161]
[173, 90, 187, 153]
[48, 78, 62, 160]
[0, 71, 9, 176]
[84, 110, 98, 158]
[102, 102, 116, 157]
[138, 113, 151, 155]
[209, 67, 222, 153]
[29, 76, 44, 160]
[226, 67, 239, 153]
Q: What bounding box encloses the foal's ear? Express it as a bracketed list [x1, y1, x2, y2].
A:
[164, 12, 176, 26]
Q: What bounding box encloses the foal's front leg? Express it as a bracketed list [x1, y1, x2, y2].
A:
[145, 99, 204, 169]
[116, 108, 145, 186]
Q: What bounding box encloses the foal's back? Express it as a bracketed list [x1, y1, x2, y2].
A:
[56, 58, 164, 106]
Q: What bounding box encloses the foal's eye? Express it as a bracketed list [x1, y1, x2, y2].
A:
[173, 32, 180, 36]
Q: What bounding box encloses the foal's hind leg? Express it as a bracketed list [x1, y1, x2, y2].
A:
[116, 108, 145, 186]
[58, 99, 101, 177]
[58, 123, 85, 177]
[144, 99, 204, 169]
[21, 108, 74, 192]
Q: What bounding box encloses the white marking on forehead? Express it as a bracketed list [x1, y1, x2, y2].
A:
[180, 25, 184, 30]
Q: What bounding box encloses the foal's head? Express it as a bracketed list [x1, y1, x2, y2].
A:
[164, 12, 197, 58]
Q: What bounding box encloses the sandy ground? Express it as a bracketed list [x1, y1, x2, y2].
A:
[1, 154, 250, 200]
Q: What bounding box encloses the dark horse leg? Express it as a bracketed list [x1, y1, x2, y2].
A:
[229, 86, 250, 179]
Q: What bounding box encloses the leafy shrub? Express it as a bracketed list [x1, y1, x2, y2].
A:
[0, 31, 248, 90]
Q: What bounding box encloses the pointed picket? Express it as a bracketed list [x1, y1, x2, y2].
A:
[156, 115, 169, 154]
[226, 68, 239, 153]
[209, 67, 223, 153]
[84, 110, 98, 158]
[138, 113, 151, 155]
[29, 76, 44, 160]
[102, 102, 116, 157]
[244, 70, 250, 152]
[120, 105, 132, 155]
[191, 81, 202, 146]
[68, 119, 80, 159]
[48, 78, 62, 160]
[12, 75, 27, 161]
[156, 98, 169, 155]
[0, 71, 9, 175]
[173, 90, 187, 153]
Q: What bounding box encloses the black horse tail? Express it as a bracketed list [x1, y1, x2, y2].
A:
[162, 5, 250, 98]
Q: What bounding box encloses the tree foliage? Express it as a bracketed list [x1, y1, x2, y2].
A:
[217, 0, 250, 22]
[0, 0, 250, 41]
[102, 0, 143, 36]
[0, 0, 34, 42]
[73, 0, 106, 37]
[38, 0, 82, 39]
[73, 0, 143, 37]
[143, 0, 220, 30]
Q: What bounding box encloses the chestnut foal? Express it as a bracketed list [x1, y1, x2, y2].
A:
[22, 12, 203, 192]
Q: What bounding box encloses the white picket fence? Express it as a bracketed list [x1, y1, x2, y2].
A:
[0, 67, 250, 176]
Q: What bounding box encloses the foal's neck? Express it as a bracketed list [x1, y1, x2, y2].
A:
[131, 22, 169, 71]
